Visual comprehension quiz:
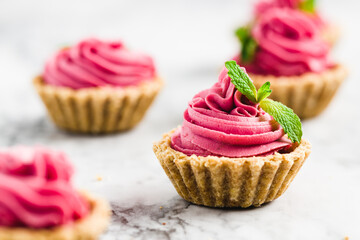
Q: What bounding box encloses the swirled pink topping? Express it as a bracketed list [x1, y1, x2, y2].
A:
[242, 8, 331, 76]
[43, 38, 156, 89]
[254, 0, 325, 28]
[256, 0, 297, 13]
[0, 147, 89, 229]
[171, 68, 291, 158]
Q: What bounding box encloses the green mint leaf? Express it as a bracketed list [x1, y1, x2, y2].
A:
[225, 60, 257, 103]
[257, 82, 272, 103]
[235, 27, 248, 43]
[225, 61, 303, 143]
[235, 26, 258, 63]
[259, 98, 303, 143]
[299, 0, 316, 13]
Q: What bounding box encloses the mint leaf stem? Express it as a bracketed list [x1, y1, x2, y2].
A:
[257, 81, 272, 103]
[225, 60, 257, 103]
[299, 0, 316, 13]
[235, 26, 258, 63]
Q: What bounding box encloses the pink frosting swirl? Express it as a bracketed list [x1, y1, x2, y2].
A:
[0, 147, 89, 229]
[171, 68, 291, 158]
[255, 0, 298, 13]
[242, 8, 331, 76]
[254, 0, 325, 28]
[255, 0, 302, 14]
[43, 38, 156, 89]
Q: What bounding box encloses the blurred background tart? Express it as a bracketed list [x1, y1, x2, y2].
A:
[254, 0, 340, 46]
[34, 38, 163, 134]
[235, 8, 347, 119]
[0, 146, 110, 240]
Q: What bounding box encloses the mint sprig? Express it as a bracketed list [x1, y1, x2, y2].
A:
[259, 99, 302, 143]
[225, 61, 257, 103]
[225, 60, 302, 143]
[235, 26, 258, 63]
[299, 0, 316, 13]
[257, 81, 272, 103]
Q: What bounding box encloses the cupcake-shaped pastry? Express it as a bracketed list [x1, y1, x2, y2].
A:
[235, 8, 347, 119]
[0, 146, 110, 239]
[153, 61, 311, 208]
[34, 38, 163, 134]
[254, 0, 340, 46]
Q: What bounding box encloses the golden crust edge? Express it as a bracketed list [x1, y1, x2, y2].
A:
[33, 76, 164, 133]
[153, 128, 311, 208]
[249, 63, 347, 84]
[153, 128, 311, 165]
[33, 75, 164, 95]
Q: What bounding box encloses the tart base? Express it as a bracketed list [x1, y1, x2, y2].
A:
[153, 129, 311, 208]
[0, 192, 110, 240]
[250, 64, 348, 119]
[33, 76, 164, 134]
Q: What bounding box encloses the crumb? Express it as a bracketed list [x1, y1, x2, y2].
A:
[96, 175, 103, 181]
[162, 222, 166, 225]
[159, 206, 163, 209]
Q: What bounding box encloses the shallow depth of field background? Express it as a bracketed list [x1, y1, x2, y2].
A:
[0, 0, 359, 239]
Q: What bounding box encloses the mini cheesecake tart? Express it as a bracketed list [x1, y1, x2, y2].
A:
[0, 146, 111, 240]
[0, 192, 110, 240]
[236, 8, 347, 119]
[153, 64, 311, 208]
[34, 38, 163, 134]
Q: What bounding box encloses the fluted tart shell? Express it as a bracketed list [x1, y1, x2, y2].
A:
[153, 129, 311, 208]
[33, 76, 163, 134]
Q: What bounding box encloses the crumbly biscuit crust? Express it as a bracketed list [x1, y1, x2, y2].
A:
[153, 129, 311, 208]
[33, 76, 163, 133]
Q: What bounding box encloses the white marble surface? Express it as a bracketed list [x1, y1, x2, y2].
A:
[0, 0, 359, 239]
